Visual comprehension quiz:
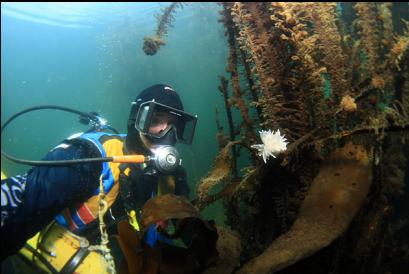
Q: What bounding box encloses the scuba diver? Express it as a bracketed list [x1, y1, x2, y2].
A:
[1, 84, 202, 272]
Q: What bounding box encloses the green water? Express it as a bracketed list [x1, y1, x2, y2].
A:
[1, 2, 229, 223]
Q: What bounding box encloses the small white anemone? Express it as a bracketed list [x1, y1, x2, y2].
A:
[251, 129, 288, 163]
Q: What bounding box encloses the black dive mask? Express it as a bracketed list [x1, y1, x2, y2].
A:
[145, 124, 178, 146]
[135, 100, 197, 145]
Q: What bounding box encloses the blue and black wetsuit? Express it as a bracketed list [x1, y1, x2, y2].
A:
[1, 138, 101, 261]
[1, 134, 190, 262]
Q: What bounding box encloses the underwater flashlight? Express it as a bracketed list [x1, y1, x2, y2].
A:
[88, 146, 181, 173]
[1, 105, 182, 168]
[149, 145, 181, 173]
[104, 146, 181, 173]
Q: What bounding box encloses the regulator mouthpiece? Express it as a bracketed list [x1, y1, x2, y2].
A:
[150, 145, 181, 173]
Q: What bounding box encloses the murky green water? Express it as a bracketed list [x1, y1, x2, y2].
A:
[1, 2, 229, 199]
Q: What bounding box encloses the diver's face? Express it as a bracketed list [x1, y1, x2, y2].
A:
[149, 112, 176, 135]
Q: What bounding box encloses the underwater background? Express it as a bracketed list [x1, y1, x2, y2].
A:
[2, 2, 409, 274]
[1, 2, 229, 221]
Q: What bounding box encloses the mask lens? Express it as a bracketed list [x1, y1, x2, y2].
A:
[175, 114, 196, 144]
[137, 105, 150, 131]
[149, 112, 177, 137]
[135, 101, 197, 144]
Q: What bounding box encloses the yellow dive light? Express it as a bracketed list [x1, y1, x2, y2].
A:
[111, 155, 148, 163]
[113, 146, 180, 172]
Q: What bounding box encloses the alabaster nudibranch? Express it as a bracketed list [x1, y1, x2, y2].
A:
[251, 129, 289, 163]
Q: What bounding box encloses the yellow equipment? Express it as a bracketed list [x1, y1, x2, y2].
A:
[0, 170, 110, 273]
[19, 223, 111, 274]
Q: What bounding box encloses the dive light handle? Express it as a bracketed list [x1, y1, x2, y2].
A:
[112, 146, 181, 173]
[111, 155, 150, 163]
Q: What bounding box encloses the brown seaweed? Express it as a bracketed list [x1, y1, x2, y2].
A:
[198, 2, 409, 274]
[237, 142, 373, 273]
[143, 3, 185, 56]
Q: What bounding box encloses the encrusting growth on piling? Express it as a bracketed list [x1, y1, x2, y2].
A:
[143, 2, 185, 56]
[195, 3, 409, 274]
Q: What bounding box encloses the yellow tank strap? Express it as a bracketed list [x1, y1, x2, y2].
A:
[79, 137, 125, 219]
[1, 171, 7, 179]
[128, 210, 140, 231]
[103, 138, 125, 182]
[124, 167, 131, 176]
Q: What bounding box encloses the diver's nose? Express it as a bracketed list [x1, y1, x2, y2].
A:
[158, 122, 169, 132]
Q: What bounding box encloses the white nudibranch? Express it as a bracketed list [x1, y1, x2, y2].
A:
[251, 129, 289, 163]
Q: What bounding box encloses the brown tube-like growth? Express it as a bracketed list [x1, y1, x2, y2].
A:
[237, 143, 373, 274]
[143, 3, 183, 56]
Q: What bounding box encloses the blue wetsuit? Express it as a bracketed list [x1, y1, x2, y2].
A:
[1, 139, 101, 261]
[1, 136, 189, 261]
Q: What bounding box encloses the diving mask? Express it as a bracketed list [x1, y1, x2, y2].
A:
[135, 100, 197, 145]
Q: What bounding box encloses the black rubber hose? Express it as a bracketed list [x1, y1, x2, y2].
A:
[1, 105, 114, 166]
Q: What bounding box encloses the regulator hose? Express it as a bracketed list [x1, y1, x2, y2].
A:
[1, 105, 124, 166]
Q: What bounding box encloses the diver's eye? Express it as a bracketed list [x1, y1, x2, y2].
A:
[151, 116, 161, 126]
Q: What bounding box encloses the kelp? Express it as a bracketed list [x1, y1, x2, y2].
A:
[238, 142, 373, 273]
[143, 3, 185, 56]
[116, 194, 219, 274]
[140, 2, 409, 273]
[198, 2, 409, 274]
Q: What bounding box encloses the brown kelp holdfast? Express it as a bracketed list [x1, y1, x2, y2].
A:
[115, 194, 219, 274]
